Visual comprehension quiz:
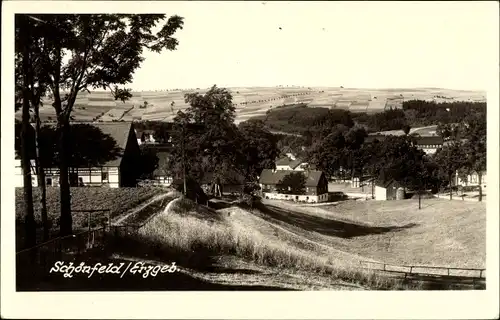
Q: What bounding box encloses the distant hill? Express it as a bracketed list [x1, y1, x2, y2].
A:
[15, 86, 486, 123]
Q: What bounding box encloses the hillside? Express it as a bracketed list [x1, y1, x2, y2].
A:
[16, 86, 486, 124]
[109, 196, 485, 290]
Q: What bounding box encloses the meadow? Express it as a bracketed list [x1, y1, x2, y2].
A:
[15, 87, 486, 124]
[110, 195, 485, 290]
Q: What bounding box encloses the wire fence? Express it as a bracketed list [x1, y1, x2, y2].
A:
[360, 260, 486, 280]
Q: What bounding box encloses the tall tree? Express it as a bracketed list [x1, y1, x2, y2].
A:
[433, 140, 467, 200]
[238, 120, 279, 182]
[16, 14, 184, 236]
[168, 86, 244, 197]
[461, 113, 487, 201]
[15, 15, 37, 248]
[276, 172, 306, 195]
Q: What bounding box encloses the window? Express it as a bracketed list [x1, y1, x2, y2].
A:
[46, 178, 52, 186]
[102, 172, 108, 181]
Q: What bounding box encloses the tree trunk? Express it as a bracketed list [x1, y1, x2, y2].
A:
[58, 121, 73, 236]
[418, 190, 421, 210]
[449, 173, 453, 200]
[20, 20, 36, 249]
[34, 105, 49, 241]
[478, 173, 482, 202]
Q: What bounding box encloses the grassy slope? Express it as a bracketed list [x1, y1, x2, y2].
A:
[262, 198, 486, 268]
[116, 198, 417, 290]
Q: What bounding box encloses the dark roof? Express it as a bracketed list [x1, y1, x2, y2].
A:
[364, 135, 387, 143]
[288, 158, 305, 169]
[415, 136, 443, 145]
[83, 122, 134, 166]
[259, 169, 325, 187]
[364, 134, 444, 146]
[40, 122, 135, 167]
[275, 156, 292, 166]
[375, 178, 401, 188]
[276, 156, 305, 169]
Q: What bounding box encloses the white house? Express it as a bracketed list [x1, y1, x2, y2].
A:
[455, 171, 487, 189]
[415, 136, 443, 155]
[15, 122, 142, 188]
[259, 169, 329, 203]
[275, 156, 310, 171]
[374, 178, 404, 201]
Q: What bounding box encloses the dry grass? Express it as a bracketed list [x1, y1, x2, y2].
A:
[131, 198, 412, 290]
[265, 198, 486, 268]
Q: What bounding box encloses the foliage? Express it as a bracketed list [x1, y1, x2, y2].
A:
[15, 123, 123, 168]
[276, 172, 307, 195]
[251, 104, 354, 136]
[15, 14, 184, 235]
[238, 120, 279, 181]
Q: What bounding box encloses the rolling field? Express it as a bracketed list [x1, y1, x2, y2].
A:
[16, 87, 486, 124]
[110, 196, 485, 290]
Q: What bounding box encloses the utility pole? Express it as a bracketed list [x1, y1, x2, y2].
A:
[182, 121, 187, 196]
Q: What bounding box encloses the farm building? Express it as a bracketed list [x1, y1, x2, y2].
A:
[135, 129, 157, 145]
[414, 136, 443, 155]
[374, 178, 404, 201]
[259, 169, 329, 203]
[14, 122, 142, 188]
[200, 170, 246, 195]
[455, 171, 487, 189]
[275, 155, 310, 171]
[364, 135, 443, 155]
[149, 151, 173, 186]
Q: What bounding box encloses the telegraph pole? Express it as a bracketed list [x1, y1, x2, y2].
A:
[182, 122, 187, 196]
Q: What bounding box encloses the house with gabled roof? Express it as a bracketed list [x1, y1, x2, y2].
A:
[259, 169, 329, 203]
[14, 122, 142, 188]
[275, 155, 310, 171]
[374, 178, 404, 201]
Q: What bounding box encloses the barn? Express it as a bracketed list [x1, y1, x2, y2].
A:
[374, 178, 404, 201]
[259, 169, 329, 203]
[14, 122, 142, 188]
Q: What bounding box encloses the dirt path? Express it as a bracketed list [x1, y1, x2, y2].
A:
[112, 192, 173, 226]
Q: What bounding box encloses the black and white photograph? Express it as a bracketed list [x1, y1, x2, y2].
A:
[1, 1, 499, 319]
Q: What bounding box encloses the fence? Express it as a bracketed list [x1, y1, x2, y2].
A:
[360, 260, 486, 281]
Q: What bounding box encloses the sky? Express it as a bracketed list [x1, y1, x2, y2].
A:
[126, 1, 497, 91]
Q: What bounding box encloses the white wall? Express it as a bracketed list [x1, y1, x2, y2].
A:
[456, 172, 487, 189]
[14, 163, 121, 188]
[374, 186, 387, 200]
[263, 192, 328, 203]
[14, 160, 37, 187]
[276, 165, 292, 171]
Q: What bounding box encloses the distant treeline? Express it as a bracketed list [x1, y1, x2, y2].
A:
[249, 100, 486, 136]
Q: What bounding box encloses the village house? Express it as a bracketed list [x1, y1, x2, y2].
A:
[259, 169, 329, 203]
[455, 170, 487, 190]
[14, 122, 142, 188]
[364, 134, 443, 155]
[200, 170, 246, 195]
[275, 155, 310, 171]
[135, 129, 156, 145]
[374, 178, 405, 201]
[414, 136, 443, 155]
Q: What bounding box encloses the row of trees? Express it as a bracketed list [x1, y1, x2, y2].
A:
[304, 111, 486, 205]
[254, 100, 486, 137]
[16, 14, 184, 248]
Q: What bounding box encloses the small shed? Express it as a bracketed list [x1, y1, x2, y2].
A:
[374, 178, 403, 201]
